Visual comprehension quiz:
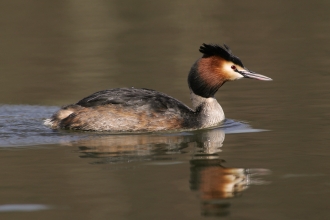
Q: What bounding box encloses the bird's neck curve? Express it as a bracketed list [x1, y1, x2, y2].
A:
[189, 90, 225, 128]
[187, 56, 228, 128]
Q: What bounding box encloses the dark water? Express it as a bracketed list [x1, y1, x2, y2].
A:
[1, 1, 330, 219]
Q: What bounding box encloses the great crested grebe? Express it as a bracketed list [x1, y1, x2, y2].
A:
[45, 43, 272, 132]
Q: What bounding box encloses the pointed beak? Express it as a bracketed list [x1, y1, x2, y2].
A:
[238, 69, 273, 81]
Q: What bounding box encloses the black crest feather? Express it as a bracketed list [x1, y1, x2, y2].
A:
[199, 43, 244, 67]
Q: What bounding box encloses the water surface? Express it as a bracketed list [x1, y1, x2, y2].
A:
[1, 1, 330, 219]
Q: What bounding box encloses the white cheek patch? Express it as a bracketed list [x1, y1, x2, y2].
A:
[223, 63, 244, 80]
[231, 71, 244, 80]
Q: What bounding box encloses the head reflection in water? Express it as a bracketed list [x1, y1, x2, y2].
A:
[190, 158, 269, 216]
[190, 129, 270, 217]
[70, 127, 270, 217]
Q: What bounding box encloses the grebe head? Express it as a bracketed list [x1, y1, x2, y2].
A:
[188, 43, 272, 98]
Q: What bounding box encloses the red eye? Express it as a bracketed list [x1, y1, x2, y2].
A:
[231, 65, 236, 70]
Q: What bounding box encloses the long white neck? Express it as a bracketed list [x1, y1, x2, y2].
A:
[190, 90, 225, 128]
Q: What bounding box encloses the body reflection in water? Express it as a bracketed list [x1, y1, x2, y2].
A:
[68, 126, 270, 217]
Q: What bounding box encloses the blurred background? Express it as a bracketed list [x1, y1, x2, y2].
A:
[0, 0, 330, 219]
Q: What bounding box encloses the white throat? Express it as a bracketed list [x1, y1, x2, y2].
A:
[190, 90, 225, 128]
